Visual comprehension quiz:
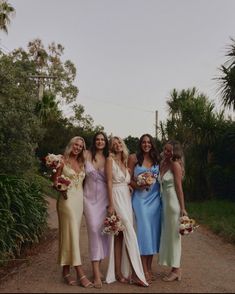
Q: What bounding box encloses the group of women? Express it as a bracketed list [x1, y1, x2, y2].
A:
[53, 132, 187, 288]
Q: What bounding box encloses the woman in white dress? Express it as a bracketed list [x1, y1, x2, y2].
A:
[105, 136, 148, 287]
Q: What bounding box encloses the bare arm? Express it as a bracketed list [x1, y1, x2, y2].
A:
[171, 161, 187, 216]
[105, 157, 115, 215]
[84, 150, 91, 161]
[127, 154, 138, 189]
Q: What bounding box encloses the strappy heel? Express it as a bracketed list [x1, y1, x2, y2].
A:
[116, 274, 128, 284]
[129, 275, 148, 287]
[93, 278, 102, 289]
[63, 273, 77, 286]
[79, 275, 94, 288]
[162, 271, 181, 282]
[144, 271, 152, 284]
[149, 271, 157, 281]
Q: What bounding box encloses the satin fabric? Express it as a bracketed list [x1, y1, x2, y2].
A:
[106, 159, 148, 286]
[132, 164, 161, 255]
[158, 169, 181, 268]
[83, 161, 110, 261]
[57, 164, 85, 266]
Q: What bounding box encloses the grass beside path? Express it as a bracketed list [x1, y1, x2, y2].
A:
[187, 199, 235, 244]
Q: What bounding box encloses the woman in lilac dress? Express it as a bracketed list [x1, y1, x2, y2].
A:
[83, 132, 110, 289]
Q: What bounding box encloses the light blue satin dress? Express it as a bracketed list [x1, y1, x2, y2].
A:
[132, 164, 161, 255]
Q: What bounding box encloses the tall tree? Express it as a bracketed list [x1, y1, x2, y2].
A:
[0, 0, 15, 34]
[217, 37, 235, 110]
[160, 87, 228, 200]
[0, 52, 43, 175]
[11, 39, 78, 104]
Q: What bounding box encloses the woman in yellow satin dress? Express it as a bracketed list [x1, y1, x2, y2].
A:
[53, 136, 93, 288]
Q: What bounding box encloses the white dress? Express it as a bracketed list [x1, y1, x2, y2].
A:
[106, 159, 148, 285]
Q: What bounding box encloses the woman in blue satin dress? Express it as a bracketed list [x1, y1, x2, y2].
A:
[128, 134, 161, 284]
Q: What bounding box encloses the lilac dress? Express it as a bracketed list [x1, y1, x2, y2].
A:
[83, 161, 110, 261]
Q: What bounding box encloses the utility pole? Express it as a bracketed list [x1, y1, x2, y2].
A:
[155, 110, 158, 139]
[29, 75, 57, 100]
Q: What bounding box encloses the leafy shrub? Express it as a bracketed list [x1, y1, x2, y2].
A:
[0, 174, 48, 264]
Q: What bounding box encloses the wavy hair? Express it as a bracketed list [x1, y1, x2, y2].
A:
[64, 136, 86, 163]
[109, 136, 129, 167]
[90, 131, 109, 161]
[136, 134, 160, 166]
[165, 140, 185, 175]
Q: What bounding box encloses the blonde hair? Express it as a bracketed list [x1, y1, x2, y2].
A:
[109, 136, 129, 167]
[64, 136, 86, 163]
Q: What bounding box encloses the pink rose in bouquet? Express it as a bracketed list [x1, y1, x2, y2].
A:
[102, 213, 125, 236]
[136, 171, 158, 190]
[54, 175, 71, 200]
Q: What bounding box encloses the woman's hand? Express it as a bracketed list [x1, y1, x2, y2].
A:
[138, 184, 150, 191]
[107, 205, 115, 216]
[128, 184, 133, 194]
[61, 191, 68, 200]
[53, 184, 68, 200]
[180, 209, 188, 217]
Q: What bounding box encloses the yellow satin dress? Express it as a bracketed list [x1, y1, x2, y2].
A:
[57, 163, 85, 266]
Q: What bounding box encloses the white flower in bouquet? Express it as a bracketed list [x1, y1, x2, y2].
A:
[44, 153, 63, 172]
[179, 215, 199, 235]
[179, 223, 186, 230]
[110, 215, 117, 221]
[136, 171, 157, 190]
[101, 214, 125, 236]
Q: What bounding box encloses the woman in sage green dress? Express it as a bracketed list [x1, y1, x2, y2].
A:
[53, 136, 93, 288]
[158, 140, 187, 282]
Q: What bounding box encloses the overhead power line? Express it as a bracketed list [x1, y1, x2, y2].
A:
[76, 94, 155, 113]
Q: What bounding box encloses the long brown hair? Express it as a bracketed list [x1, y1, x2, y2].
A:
[136, 134, 160, 166]
[90, 131, 109, 161]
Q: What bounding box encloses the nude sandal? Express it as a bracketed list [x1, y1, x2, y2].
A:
[63, 273, 77, 286]
[79, 275, 94, 288]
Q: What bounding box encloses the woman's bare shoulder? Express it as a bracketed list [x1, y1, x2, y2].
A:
[171, 160, 182, 174]
[84, 150, 92, 160]
[128, 153, 137, 162]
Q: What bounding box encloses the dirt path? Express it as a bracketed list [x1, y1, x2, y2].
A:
[0, 197, 235, 293]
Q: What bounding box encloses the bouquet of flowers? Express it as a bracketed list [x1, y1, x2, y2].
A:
[101, 213, 125, 236]
[179, 215, 199, 235]
[136, 171, 158, 190]
[54, 175, 71, 199]
[44, 153, 63, 173]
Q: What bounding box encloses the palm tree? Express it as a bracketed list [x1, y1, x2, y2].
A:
[0, 0, 15, 34]
[35, 91, 61, 121]
[217, 38, 235, 111]
[161, 87, 223, 199]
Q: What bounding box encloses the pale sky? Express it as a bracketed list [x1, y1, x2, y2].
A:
[1, 0, 235, 138]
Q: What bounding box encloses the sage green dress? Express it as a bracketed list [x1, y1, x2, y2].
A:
[158, 169, 181, 268]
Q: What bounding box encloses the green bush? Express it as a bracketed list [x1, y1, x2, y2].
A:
[0, 174, 48, 264]
[187, 200, 235, 244]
